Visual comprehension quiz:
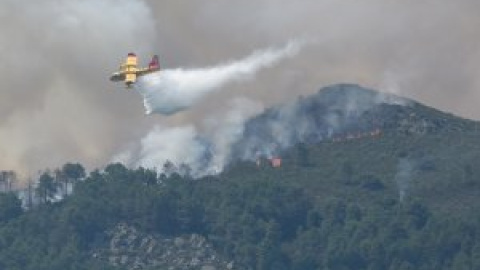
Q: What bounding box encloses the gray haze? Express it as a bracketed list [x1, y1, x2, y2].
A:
[1, 0, 480, 180]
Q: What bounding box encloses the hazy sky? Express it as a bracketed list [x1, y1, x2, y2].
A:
[1, 0, 479, 177]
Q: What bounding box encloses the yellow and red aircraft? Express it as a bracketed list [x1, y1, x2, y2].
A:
[110, 53, 160, 88]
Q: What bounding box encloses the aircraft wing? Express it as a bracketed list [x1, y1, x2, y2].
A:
[110, 72, 125, 82]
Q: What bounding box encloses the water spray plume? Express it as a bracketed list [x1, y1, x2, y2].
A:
[136, 39, 307, 115]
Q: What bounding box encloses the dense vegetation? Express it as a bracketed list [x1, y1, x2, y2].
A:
[1, 86, 480, 270]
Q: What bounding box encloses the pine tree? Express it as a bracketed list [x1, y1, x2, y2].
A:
[36, 172, 57, 203]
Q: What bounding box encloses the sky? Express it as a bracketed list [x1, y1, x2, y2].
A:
[1, 0, 479, 178]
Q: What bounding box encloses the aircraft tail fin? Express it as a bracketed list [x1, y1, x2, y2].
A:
[149, 55, 160, 70]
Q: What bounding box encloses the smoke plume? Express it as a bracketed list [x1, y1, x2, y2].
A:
[395, 158, 416, 203]
[136, 40, 305, 115]
[2, 0, 480, 182]
[114, 98, 262, 177]
[116, 84, 399, 177]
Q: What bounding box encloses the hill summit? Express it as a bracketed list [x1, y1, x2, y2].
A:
[231, 83, 477, 162]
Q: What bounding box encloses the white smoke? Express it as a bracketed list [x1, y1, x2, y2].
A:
[204, 98, 263, 172]
[395, 158, 415, 202]
[113, 40, 307, 177]
[115, 125, 209, 175]
[114, 98, 262, 177]
[116, 82, 405, 178]
[136, 39, 306, 115]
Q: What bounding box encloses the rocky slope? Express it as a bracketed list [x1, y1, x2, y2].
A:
[94, 223, 235, 270]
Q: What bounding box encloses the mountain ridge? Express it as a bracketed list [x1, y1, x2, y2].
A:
[231, 83, 479, 164]
[1, 84, 480, 270]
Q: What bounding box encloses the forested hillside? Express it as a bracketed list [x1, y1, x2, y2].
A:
[1, 85, 480, 270]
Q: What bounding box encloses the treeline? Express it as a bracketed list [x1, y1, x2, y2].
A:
[1, 163, 86, 210]
[0, 162, 480, 270]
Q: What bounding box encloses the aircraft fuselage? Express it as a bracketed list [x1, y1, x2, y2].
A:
[110, 53, 160, 88]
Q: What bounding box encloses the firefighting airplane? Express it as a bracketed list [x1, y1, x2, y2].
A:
[110, 53, 160, 88]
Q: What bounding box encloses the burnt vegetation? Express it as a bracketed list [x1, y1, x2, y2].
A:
[1, 85, 480, 270]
